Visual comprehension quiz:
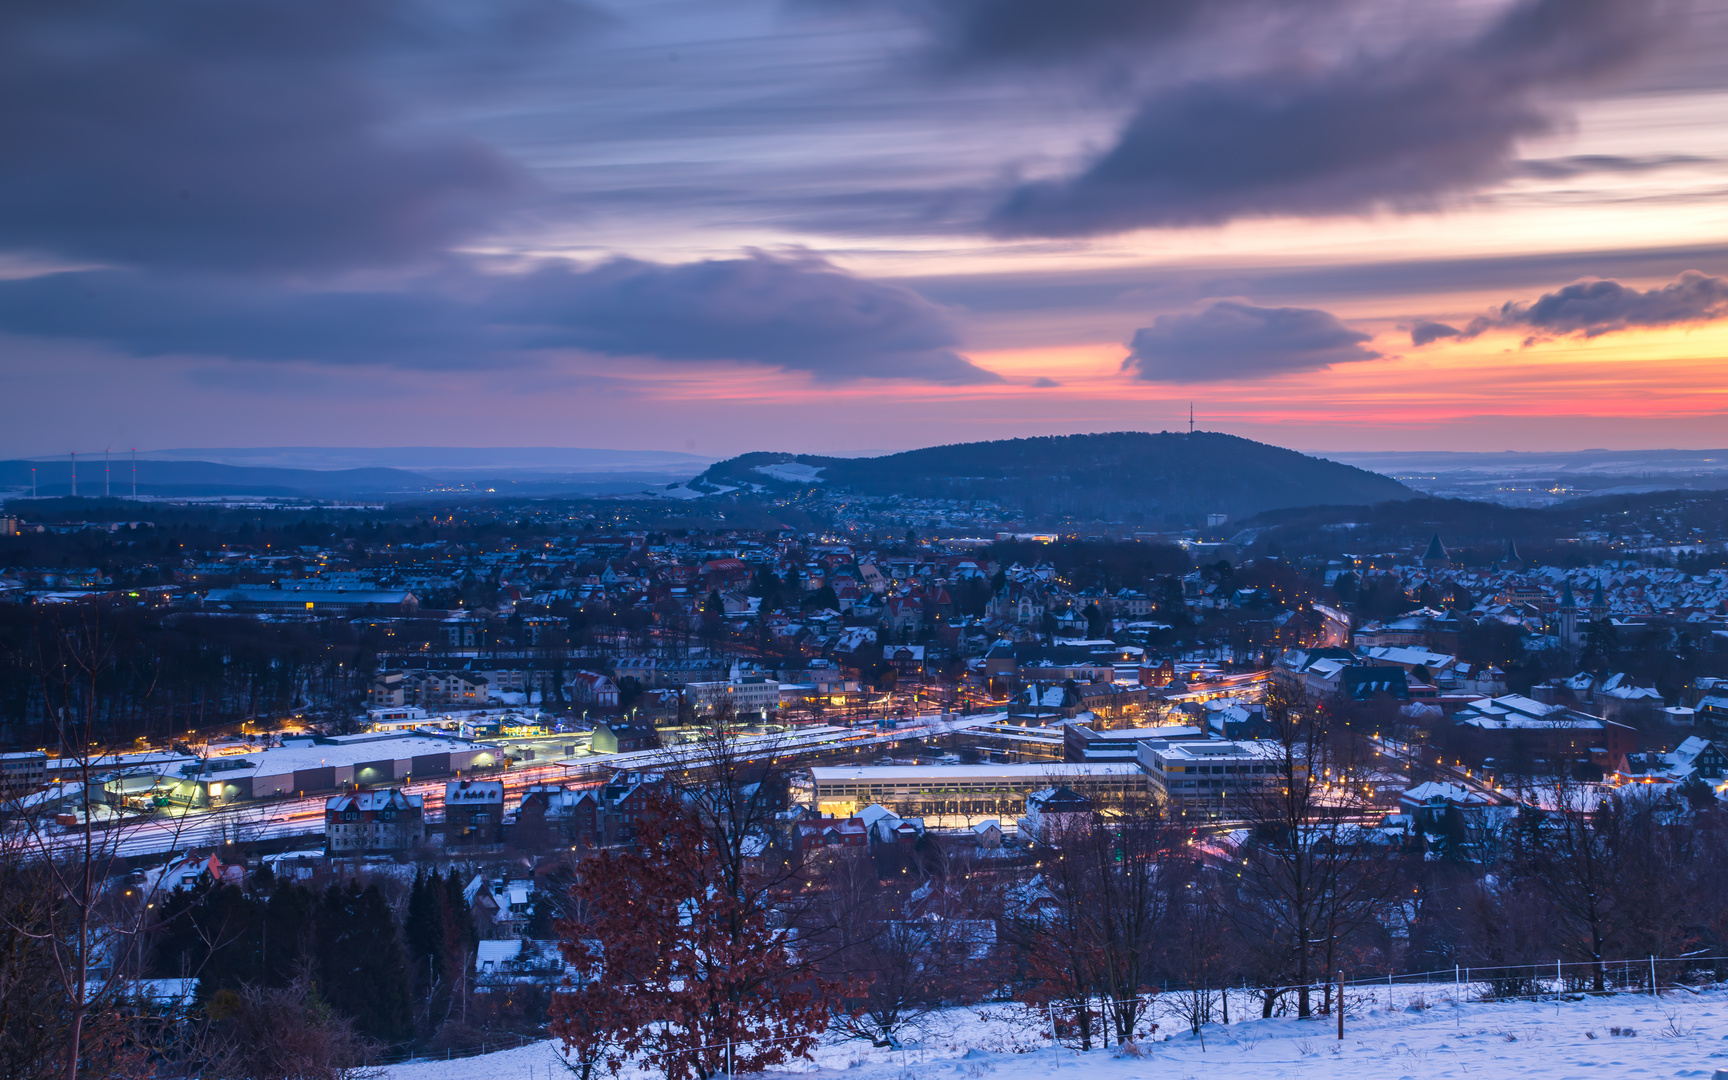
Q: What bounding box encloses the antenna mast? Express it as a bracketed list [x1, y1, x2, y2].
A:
[1188, 402, 1194, 434]
[105, 448, 111, 498]
[132, 448, 137, 499]
[70, 451, 76, 497]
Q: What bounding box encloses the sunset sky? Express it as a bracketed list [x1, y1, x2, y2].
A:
[5, 0, 1728, 459]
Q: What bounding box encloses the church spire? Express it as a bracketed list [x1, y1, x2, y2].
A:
[1422, 532, 1448, 568]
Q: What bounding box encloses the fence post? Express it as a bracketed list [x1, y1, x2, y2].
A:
[1650, 956, 1658, 996]
[1337, 972, 1344, 1040]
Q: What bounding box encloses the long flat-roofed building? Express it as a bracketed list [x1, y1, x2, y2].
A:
[808, 762, 1146, 820]
[164, 732, 501, 807]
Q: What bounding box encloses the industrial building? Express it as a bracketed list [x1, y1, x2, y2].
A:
[808, 762, 1146, 819]
[164, 732, 501, 806]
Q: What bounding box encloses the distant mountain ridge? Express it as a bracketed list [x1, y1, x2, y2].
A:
[134, 446, 713, 475]
[2, 446, 714, 501]
[0, 459, 432, 499]
[693, 431, 1414, 523]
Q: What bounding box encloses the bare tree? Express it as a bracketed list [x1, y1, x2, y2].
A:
[1505, 779, 1697, 992]
[1230, 685, 1397, 1018]
[1161, 864, 1236, 1034]
[1002, 798, 1181, 1048]
[204, 975, 379, 1080]
[553, 705, 843, 1080]
[819, 855, 993, 1046]
[2, 600, 203, 1079]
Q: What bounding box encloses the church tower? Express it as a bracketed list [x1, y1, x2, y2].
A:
[1588, 575, 1609, 622]
[1556, 579, 1580, 648]
[1422, 533, 1449, 570]
[1502, 538, 1523, 573]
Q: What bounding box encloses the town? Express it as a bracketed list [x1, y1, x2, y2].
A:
[6, 474, 1728, 1075]
[12, 0, 1728, 1073]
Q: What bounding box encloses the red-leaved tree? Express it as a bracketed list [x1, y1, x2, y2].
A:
[552, 721, 840, 1080]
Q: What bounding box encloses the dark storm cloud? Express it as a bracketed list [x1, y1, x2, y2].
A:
[0, 0, 591, 273]
[1412, 270, 1728, 344]
[989, 0, 1672, 237]
[0, 255, 1001, 385]
[503, 254, 1002, 384]
[1123, 301, 1379, 383]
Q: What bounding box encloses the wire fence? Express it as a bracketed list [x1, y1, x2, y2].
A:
[372, 951, 1728, 1067]
[377, 1032, 536, 1067]
[1333, 952, 1728, 1002]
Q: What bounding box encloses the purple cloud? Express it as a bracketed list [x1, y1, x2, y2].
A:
[0, 254, 1001, 385]
[1411, 269, 1728, 344]
[989, 0, 1673, 236]
[1124, 301, 1379, 383]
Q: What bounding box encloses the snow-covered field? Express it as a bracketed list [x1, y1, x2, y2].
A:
[383, 987, 1728, 1080]
[753, 462, 826, 484]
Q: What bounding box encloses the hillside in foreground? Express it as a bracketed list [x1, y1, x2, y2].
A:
[384, 983, 1728, 1080]
[693, 431, 1414, 524]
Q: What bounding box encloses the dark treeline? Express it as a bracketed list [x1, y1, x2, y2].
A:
[0, 604, 385, 748]
[151, 875, 418, 1045]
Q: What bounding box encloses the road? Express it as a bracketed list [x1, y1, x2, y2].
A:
[1370, 734, 1508, 804]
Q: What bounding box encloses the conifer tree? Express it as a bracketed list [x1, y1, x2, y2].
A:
[314, 882, 414, 1046]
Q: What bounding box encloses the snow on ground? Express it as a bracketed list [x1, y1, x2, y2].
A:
[753, 462, 826, 484]
[383, 987, 1728, 1080]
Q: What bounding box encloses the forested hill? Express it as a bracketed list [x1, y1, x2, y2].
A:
[694, 431, 1413, 523]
